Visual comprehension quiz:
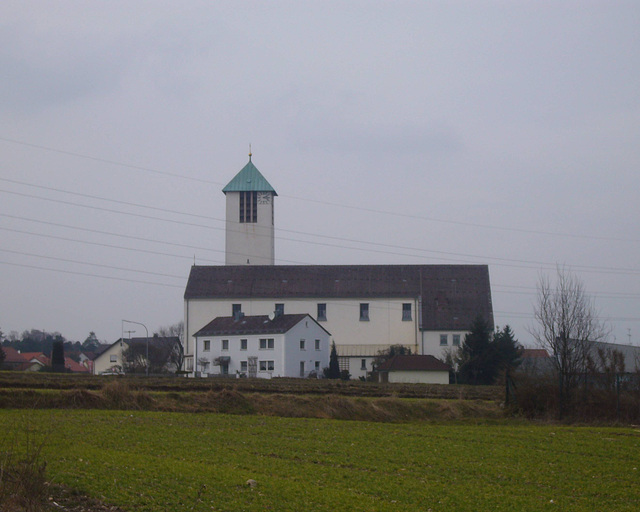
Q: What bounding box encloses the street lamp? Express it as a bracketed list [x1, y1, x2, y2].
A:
[122, 319, 149, 377]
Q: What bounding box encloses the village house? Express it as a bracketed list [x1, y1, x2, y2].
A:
[93, 336, 180, 375]
[184, 156, 494, 379]
[193, 313, 330, 378]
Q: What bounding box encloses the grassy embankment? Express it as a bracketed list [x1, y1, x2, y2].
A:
[0, 372, 502, 421]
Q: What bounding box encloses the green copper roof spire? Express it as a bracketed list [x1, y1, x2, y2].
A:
[222, 151, 277, 195]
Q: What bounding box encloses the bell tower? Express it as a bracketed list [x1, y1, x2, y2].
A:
[222, 153, 277, 265]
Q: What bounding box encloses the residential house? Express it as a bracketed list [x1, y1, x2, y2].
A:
[1, 347, 30, 371]
[93, 336, 181, 375]
[193, 313, 330, 378]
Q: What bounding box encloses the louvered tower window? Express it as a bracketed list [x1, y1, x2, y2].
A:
[239, 191, 257, 223]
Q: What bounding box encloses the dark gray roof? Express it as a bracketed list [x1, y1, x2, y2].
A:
[185, 264, 493, 331]
[376, 355, 451, 372]
[193, 313, 329, 337]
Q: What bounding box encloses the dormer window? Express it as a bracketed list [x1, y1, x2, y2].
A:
[239, 191, 257, 223]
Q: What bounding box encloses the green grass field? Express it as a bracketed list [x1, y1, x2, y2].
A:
[2, 409, 638, 511]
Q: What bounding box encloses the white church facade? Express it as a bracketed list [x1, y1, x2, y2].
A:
[183, 156, 494, 379]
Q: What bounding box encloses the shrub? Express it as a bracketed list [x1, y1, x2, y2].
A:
[0, 421, 48, 511]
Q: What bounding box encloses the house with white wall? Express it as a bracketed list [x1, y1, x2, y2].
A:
[93, 336, 180, 375]
[193, 313, 330, 378]
[183, 156, 494, 379]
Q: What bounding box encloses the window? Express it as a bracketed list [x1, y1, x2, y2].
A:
[110, 354, 117, 363]
[453, 334, 461, 346]
[315, 339, 321, 351]
[440, 334, 448, 346]
[402, 303, 412, 321]
[232, 303, 242, 316]
[240, 361, 248, 372]
[239, 191, 257, 223]
[259, 338, 274, 350]
[275, 303, 284, 316]
[222, 339, 229, 351]
[361, 358, 367, 370]
[300, 339, 306, 351]
[299, 361, 305, 377]
[240, 339, 248, 350]
[360, 303, 369, 321]
[259, 360, 274, 371]
[315, 361, 321, 372]
[203, 340, 211, 352]
[317, 303, 327, 321]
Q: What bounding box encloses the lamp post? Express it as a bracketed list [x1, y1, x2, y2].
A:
[122, 319, 149, 376]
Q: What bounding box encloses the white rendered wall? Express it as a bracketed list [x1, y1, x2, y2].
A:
[281, 318, 330, 377]
[225, 192, 275, 265]
[387, 370, 449, 385]
[193, 317, 329, 378]
[93, 342, 125, 375]
[420, 331, 469, 359]
[185, 297, 418, 356]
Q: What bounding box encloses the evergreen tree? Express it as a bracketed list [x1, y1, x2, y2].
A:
[458, 316, 497, 385]
[51, 339, 66, 372]
[325, 342, 340, 379]
[493, 325, 522, 373]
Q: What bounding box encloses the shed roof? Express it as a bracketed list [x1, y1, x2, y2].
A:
[185, 264, 493, 331]
[376, 355, 451, 372]
[194, 313, 329, 337]
[222, 158, 277, 195]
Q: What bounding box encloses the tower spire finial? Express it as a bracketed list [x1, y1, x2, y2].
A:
[248, 143, 252, 161]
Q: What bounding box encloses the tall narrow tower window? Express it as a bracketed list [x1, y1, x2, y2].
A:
[239, 191, 257, 223]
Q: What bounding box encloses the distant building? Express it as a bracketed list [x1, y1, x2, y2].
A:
[375, 355, 451, 384]
[183, 157, 494, 378]
[193, 313, 330, 378]
[93, 336, 180, 375]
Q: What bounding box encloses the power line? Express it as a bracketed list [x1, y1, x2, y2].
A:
[2, 135, 638, 245]
[3, 188, 640, 276]
[0, 248, 186, 280]
[0, 259, 184, 288]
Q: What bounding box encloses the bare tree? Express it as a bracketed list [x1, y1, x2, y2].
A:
[155, 322, 185, 371]
[530, 266, 609, 415]
[122, 335, 183, 374]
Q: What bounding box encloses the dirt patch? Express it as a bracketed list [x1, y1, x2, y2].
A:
[46, 484, 125, 512]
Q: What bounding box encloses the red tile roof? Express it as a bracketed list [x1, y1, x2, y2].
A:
[64, 357, 89, 373]
[2, 347, 27, 363]
[522, 349, 550, 359]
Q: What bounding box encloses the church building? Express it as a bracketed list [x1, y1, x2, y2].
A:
[183, 156, 494, 379]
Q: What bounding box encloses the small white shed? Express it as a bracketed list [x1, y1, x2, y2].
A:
[376, 355, 451, 384]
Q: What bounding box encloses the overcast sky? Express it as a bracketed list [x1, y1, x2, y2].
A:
[2, 1, 639, 347]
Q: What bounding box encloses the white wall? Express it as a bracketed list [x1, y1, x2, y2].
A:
[186, 297, 418, 356]
[194, 316, 329, 378]
[225, 192, 275, 265]
[420, 331, 469, 359]
[281, 317, 330, 377]
[185, 298, 472, 374]
[93, 341, 125, 375]
[387, 370, 449, 385]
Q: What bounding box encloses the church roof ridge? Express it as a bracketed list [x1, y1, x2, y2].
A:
[222, 158, 277, 195]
